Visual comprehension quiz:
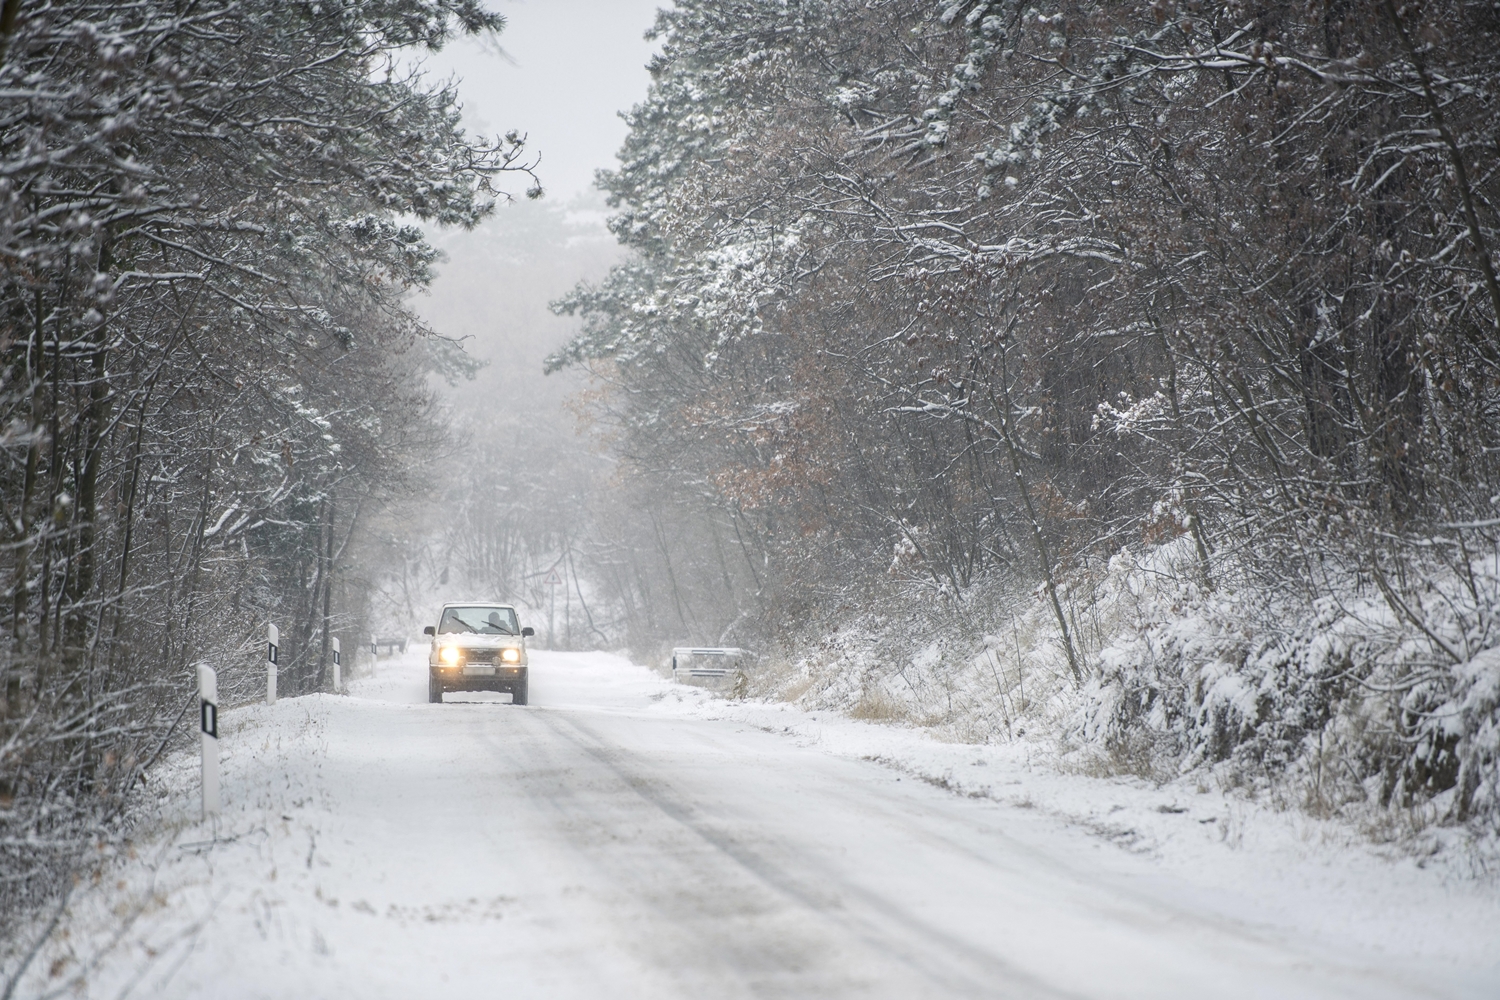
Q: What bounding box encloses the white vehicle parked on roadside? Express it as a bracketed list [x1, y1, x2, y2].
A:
[670, 647, 752, 687]
[423, 603, 535, 704]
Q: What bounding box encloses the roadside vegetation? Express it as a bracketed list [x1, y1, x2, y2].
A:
[0, 0, 537, 965]
[544, 0, 1500, 845]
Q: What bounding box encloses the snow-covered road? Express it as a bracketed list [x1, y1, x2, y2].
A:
[29, 649, 1498, 999]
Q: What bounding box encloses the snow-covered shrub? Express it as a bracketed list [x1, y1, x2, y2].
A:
[1068, 534, 1500, 829]
[1427, 650, 1500, 821]
[762, 531, 1500, 838]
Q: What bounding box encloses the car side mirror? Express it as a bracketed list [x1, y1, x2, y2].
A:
[423, 626, 435, 636]
[521, 627, 535, 638]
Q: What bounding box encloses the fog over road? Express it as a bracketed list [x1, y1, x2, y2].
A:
[47, 650, 1489, 999]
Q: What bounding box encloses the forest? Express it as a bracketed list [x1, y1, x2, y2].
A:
[0, 0, 537, 948]
[546, 0, 1500, 845]
[3, 0, 1499, 960]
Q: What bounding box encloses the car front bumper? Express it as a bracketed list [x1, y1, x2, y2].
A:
[431, 665, 527, 692]
[672, 667, 736, 688]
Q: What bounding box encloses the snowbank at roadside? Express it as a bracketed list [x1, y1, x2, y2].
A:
[726, 537, 1500, 864]
[648, 676, 1500, 979]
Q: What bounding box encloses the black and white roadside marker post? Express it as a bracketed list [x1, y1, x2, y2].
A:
[267, 623, 279, 705]
[198, 664, 219, 820]
[332, 636, 341, 693]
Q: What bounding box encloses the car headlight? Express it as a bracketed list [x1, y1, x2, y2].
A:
[501, 647, 521, 664]
[439, 645, 461, 666]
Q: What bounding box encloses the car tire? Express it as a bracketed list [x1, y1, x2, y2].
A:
[512, 678, 528, 706]
[428, 676, 443, 704]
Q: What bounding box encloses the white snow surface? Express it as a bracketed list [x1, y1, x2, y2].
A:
[19, 648, 1500, 999]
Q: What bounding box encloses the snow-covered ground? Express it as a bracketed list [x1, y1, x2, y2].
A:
[15, 648, 1500, 998]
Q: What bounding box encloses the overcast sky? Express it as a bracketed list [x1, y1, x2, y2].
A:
[424, 0, 666, 204]
[408, 2, 667, 415]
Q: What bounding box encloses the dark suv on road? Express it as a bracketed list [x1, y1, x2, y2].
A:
[423, 603, 535, 704]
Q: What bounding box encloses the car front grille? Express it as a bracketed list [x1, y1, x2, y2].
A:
[462, 650, 495, 665]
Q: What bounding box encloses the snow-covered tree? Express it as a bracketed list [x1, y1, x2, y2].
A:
[0, 0, 537, 951]
[552, 0, 1500, 828]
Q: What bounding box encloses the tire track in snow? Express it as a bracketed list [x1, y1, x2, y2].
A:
[496, 690, 1459, 1000]
[518, 706, 1072, 999]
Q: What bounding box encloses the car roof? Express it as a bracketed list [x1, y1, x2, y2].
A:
[441, 602, 517, 610]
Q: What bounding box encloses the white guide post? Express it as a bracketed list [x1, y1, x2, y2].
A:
[332, 636, 341, 693]
[198, 664, 220, 819]
[266, 623, 279, 705]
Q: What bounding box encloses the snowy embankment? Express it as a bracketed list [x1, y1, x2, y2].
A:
[6, 646, 1499, 998]
[757, 536, 1500, 857]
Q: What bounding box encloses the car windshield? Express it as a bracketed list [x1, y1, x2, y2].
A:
[437, 606, 518, 635]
